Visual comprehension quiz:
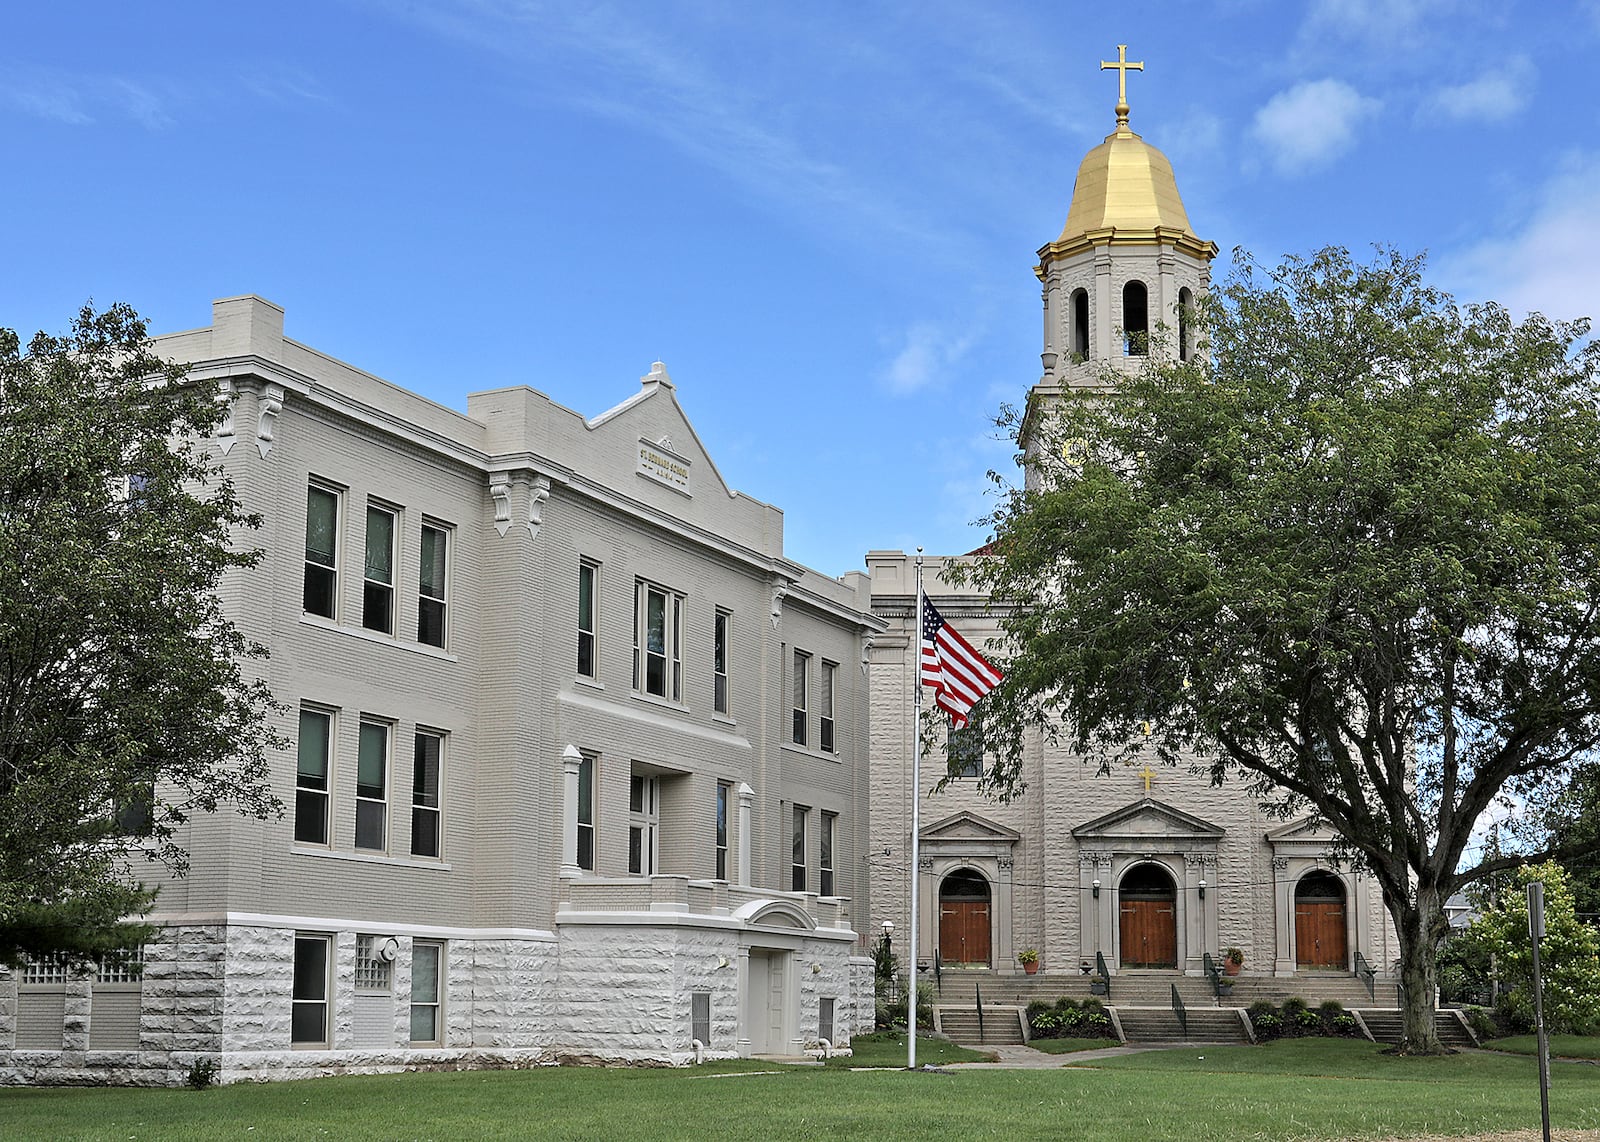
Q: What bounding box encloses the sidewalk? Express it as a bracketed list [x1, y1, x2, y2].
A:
[943, 1042, 1230, 1069]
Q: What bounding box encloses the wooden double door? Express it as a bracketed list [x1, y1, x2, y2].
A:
[939, 869, 992, 966]
[1119, 864, 1178, 969]
[1295, 871, 1348, 969]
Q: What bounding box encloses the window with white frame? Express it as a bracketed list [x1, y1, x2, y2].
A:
[713, 608, 731, 715]
[304, 484, 339, 618]
[715, 781, 730, 880]
[629, 773, 659, 876]
[578, 560, 599, 678]
[296, 707, 333, 845]
[291, 934, 331, 1046]
[410, 941, 444, 1045]
[634, 581, 683, 701]
[355, 934, 393, 992]
[355, 720, 389, 852]
[791, 804, 808, 892]
[792, 649, 810, 746]
[819, 661, 837, 753]
[577, 752, 596, 872]
[417, 523, 448, 648]
[363, 503, 397, 634]
[820, 811, 836, 896]
[411, 730, 443, 859]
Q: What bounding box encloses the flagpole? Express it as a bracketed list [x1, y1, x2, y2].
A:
[909, 548, 923, 1070]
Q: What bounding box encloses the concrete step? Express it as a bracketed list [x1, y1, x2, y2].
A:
[1356, 1009, 1477, 1048]
[933, 971, 1391, 1011]
[935, 1005, 1026, 1045]
[1112, 1005, 1252, 1045]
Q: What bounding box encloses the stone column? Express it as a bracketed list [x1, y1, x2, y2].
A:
[560, 745, 582, 878]
[1094, 251, 1115, 362]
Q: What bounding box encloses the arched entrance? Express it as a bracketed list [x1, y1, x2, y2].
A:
[1295, 871, 1348, 969]
[1119, 863, 1177, 968]
[938, 868, 991, 966]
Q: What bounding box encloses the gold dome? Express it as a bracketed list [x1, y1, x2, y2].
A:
[1057, 123, 1195, 241]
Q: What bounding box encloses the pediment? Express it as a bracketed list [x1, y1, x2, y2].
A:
[921, 810, 1021, 844]
[1264, 817, 1338, 846]
[1070, 797, 1224, 842]
[732, 898, 816, 931]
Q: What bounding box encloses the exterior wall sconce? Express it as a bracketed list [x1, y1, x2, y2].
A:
[1092, 879, 1101, 899]
[1198, 878, 1207, 900]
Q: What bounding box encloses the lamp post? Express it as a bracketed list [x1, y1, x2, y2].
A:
[881, 919, 894, 960]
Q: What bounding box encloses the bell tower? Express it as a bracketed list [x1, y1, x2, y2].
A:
[1023, 46, 1218, 474]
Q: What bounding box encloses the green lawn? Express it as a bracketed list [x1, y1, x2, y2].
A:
[1484, 1034, 1600, 1060]
[824, 1030, 994, 1067]
[4, 1039, 1598, 1141]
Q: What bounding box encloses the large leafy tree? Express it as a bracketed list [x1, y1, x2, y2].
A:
[0, 303, 281, 967]
[962, 247, 1600, 1053]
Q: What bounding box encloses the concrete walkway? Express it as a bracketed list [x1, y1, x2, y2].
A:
[943, 1041, 1240, 1069]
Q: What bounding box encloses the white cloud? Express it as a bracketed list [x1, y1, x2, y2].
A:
[1303, 0, 1446, 44]
[0, 68, 172, 128]
[1426, 56, 1534, 124]
[1250, 79, 1381, 176]
[880, 322, 976, 395]
[1438, 152, 1600, 326]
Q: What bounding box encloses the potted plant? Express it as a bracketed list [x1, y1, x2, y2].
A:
[1223, 947, 1244, 976]
[1018, 948, 1039, 975]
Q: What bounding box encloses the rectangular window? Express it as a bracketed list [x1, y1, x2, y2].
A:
[577, 752, 595, 872]
[819, 661, 837, 753]
[291, 934, 331, 1046]
[791, 804, 808, 892]
[304, 484, 339, 618]
[295, 708, 332, 845]
[411, 731, 443, 859]
[355, 720, 389, 852]
[578, 560, 598, 678]
[410, 941, 443, 1045]
[417, 523, 448, 648]
[715, 781, 730, 881]
[713, 609, 731, 715]
[820, 811, 836, 896]
[948, 718, 984, 779]
[628, 774, 659, 876]
[792, 650, 810, 746]
[355, 934, 393, 992]
[363, 504, 396, 634]
[634, 581, 684, 701]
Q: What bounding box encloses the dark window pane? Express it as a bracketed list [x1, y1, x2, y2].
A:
[411, 807, 439, 858]
[291, 1003, 326, 1045]
[293, 938, 327, 1000]
[356, 800, 385, 850]
[305, 489, 337, 564]
[363, 581, 392, 633]
[295, 791, 328, 844]
[357, 725, 387, 798]
[304, 565, 335, 618]
[418, 597, 445, 647]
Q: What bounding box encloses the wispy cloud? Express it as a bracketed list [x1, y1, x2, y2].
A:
[881, 322, 977, 395]
[1438, 152, 1600, 326]
[1250, 79, 1380, 176]
[1425, 56, 1534, 124]
[0, 67, 173, 128]
[1301, 0, 1448, 45]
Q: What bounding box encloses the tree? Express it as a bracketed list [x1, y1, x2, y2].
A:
[961, 247, 1600, 1053]
[1457, 861, 1600, 1034]
[0, 303, 281, 968]
[1541, 764, 1600, 924]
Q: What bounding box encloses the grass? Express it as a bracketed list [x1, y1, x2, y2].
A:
[3, 1039, 1598, 1141]
[1484, 1034, 1600, 1060]
[823, 1029, 993, 1067]
[1027, 1036, 1123, 1054]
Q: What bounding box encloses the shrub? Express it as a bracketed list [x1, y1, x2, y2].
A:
[1281, 996, 1309, 1017]
[1251, 1011, 1284, 1040]
[1025, 999, 1051, 1024]
[185, 1057, 219, 1091]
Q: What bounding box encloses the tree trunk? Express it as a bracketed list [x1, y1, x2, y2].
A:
[1391, 882, 1448, 1054]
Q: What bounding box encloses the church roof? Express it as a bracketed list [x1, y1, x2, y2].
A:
[1057, 122, 1195, 241]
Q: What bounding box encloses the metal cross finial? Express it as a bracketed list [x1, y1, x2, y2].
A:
[1100, 44, 1144, 128]
[1139, 764, 1155, 793]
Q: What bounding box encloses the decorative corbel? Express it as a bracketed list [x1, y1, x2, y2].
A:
[527, 475, 551, 540]
[489, 472, 512, 537]
[255, 383, 284, 458]
[770, 581, 789, 630]
[860, 634, 875, 677]
[216, 378, 237, 455]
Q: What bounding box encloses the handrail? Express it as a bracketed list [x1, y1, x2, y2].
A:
[1354, 951, 1376, 1002]
[1171, 983, 1188, 1039]
[974, 982, 985, 1041]
[1203, 951, 1221, 998]
[1095, 951, 1112, 1000]
[933, 950, 942, 994]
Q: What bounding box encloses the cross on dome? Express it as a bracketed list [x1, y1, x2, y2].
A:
[1100, 44, 1144, 130]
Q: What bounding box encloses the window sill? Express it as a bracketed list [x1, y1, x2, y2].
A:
[712, 713, 736, 728]
[298, 614, 459, 663]
[630, 690, 689, 715]
[291, 847, 453, 871]
[573, 676, 605, 692]
[780, 742, 840, 763]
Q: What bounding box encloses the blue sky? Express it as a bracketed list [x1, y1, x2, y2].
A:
[4, 1, 1599, 577]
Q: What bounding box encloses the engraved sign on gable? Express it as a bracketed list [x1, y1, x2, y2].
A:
[638, 437, 691, 495]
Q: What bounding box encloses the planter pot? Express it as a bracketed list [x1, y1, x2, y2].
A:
[1090, 980, 1108, 995]
[1223, 960, 1242, 977]
[1022, 961, 1039, 975]
[1217, 982, 1235, 997]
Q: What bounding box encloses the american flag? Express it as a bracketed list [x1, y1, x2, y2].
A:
[920, 594, 1003, 728]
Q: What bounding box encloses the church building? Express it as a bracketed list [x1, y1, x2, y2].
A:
[866, 59, 1397, 1000]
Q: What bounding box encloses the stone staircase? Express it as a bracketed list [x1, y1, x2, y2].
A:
[935, 1005, 1027, 1045]
[1356, 1008, 1479, 1049]
[932, 969, 1391, 1011]
[1112, 1005, 1253, 1046]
